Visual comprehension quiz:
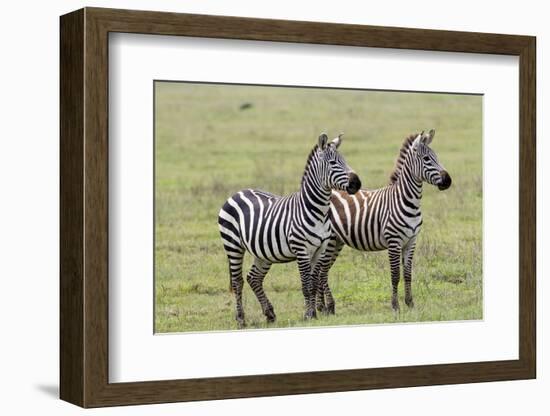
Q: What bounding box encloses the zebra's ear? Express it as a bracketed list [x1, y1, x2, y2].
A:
[331, 133, 344, 149]
[318, 133, 329, 149]
[412, 133, 423, 151]
[425, 129, 435, 145]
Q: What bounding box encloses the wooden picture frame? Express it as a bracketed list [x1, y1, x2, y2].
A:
[60, 7, 536, 408]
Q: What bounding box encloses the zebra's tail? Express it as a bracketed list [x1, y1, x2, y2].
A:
[218, 199, 244, 294]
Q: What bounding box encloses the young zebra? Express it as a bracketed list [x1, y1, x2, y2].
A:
[315, 130, 452, 313]
[218, 133, 361, 327]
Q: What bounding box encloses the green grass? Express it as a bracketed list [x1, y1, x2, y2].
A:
[154, 82, 483, 333]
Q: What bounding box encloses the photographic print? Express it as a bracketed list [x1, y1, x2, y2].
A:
[60, 9, 535, 406]
[154, 81, 482, 333]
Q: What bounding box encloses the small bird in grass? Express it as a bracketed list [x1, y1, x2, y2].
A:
[239, 102, 253, 110]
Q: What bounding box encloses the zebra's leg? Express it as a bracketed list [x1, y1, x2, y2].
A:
[311, 261, 327, 314]
[313, 262, 325, 313]
[246, 258, 276, 323]
[316, 238, 344, 314]
[388, 240, 402, 312]
[226, 250, 246, 328]
[323, 239, 344, 314]
[296, 255, 317, 320]
[402, 237, 417, 308]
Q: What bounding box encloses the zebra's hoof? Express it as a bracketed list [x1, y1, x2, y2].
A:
[264, 305, 276, 323]
[326, 303, 335, 315]
[265, 312, 276, 323]
[304, 310, 317, 320]
[405, 298, 414, 308]
[236, 313, 246, 329]
[391, 299, 400, 312]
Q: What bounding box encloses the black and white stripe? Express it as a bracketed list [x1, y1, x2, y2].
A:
[315, 129, 452, 313]
[218, 133, 361, 327]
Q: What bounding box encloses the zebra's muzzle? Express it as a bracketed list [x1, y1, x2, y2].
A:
[347, 172, 361, 195]
[437, 170, 452, 190]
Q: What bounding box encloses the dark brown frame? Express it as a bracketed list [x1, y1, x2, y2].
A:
[60, 7, 536, 408]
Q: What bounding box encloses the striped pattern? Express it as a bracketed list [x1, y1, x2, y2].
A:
[315, 130, 452, 313]
[218, 134, 361, 327]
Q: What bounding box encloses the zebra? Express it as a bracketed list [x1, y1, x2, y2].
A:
[314, 129, 452, 314]
[218, 133, 361, 327]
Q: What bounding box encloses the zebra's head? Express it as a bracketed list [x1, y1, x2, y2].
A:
[317, 133, 361, 195]
[411, 130, 452, 190]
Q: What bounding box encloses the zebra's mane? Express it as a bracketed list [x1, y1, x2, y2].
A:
[300, 144, 320, 186]
[389, 133, 418, 184]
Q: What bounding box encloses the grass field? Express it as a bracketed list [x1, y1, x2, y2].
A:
[154, 81, 483, 333]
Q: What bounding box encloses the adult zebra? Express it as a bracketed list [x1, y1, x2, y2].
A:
[218, 133, 361, 327]
[315, 130, 452, 314]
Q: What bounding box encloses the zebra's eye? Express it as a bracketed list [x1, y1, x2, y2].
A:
[423, 156, 430, 162]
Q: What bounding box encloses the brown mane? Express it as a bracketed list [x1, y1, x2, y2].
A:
[389, 133, 418, 184]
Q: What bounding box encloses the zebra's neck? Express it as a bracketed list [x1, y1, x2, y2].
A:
[394, 155, 423, 210]
[299, 152, 332, 222]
